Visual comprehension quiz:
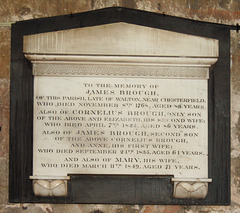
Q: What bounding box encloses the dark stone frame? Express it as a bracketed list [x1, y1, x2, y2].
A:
[9, 7, 230, 205]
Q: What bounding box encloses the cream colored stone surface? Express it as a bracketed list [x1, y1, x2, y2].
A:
[23, 22, 218, 58]
[23, 22, 218, 197]
[33, 76, 208, 179]
[33, 180, 68, 197]
[173, 181, 209, 199]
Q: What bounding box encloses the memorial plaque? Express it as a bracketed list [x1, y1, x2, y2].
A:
[24, 21, 217, 199]
[33, 76, 208, 179]
[10, 7, 230, 204]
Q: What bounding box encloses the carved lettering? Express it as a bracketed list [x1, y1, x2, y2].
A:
[33, 77, 208, 178]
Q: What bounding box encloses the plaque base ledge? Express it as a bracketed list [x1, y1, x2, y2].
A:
[172, 178, 212, 182]
[30, 175, 70, 180]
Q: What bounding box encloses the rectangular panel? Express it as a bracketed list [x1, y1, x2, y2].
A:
[33, 76, 208, 179]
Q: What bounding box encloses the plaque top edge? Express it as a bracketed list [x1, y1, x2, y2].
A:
[25, 54, 218, 68]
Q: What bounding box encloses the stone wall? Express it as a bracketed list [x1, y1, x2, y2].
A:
[0, 1, 239, 212]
